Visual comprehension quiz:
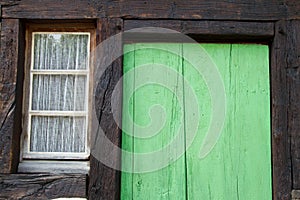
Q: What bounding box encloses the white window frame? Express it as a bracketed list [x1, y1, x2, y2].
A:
[20, 31, 92, 165]
[22, 32, 91, 160]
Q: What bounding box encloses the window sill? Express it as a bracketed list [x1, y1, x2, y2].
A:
[18, 160, 89, 174]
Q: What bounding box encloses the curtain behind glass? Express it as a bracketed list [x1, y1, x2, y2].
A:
[30, 33, 89, 153]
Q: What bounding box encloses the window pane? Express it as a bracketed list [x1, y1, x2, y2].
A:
[33, 33, 89, 70]
[30, 116, 86, 152]
[32, 75, 87, 111]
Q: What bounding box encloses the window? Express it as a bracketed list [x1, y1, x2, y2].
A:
[19, 23, 95, 173]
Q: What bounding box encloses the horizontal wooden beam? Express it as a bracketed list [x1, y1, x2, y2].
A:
[124, 20, 274, 43]
[0, 174, 87, 199]
[287, 1, 300, 20]
[1, 0, 299, 20]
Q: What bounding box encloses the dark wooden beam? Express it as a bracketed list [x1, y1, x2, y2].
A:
[0, 174, 87, 199]
[0, 18, 23, 173]
[286, 20, 300, 190]
[124, 20, 274, 43]
[1, 0, 299, 21]
[271, 20, 292, 200]
[89, 17, 123, 200]
[286, 0, 300, 20]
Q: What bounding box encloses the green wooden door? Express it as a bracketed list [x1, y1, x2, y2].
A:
[121, 43, 272, 200]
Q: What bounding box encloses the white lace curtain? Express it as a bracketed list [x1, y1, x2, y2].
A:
[29, 33, 89, 153]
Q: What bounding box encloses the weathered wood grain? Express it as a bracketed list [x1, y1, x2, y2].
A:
[88, 18, 123, 200]
[271, 20, 292, 200]
[1, 0, 299, 20]
[124, 20, 274, 43]
[0, 4, 2, 48]
[0, 174, 87, 199]
[0, 19, 21, 173]
[0, 0, 298, 198]
[121, 44, 187, 199]
[286, 20, 300, 189]
[287, 1, 300, 20]
[184, 44, 272, 200]
[121, 44, 272, 199]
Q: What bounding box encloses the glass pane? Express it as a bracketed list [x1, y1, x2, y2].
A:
[30, 116, 86, 152]
[31, 75, 87, 111]
[33, 33, 89, 70]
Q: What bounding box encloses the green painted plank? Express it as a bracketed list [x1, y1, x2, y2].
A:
[121, 44, 136, 200]
[184, 44, 272, 200]
[121, 44, 186, 200]
[121, 43, 272, 200]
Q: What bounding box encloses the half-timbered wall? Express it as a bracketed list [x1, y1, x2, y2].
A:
[0, 1, 299, 199]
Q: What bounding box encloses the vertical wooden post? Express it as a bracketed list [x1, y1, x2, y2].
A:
[0, 19, 23, 173]
[88, 18, 123, 200]
[271, 20, 292, 200]
[286, 20, 300, 190]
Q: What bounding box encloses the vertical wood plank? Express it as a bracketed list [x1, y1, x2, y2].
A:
[185, 44, 271, 199]
[133, 44, 186, 200]
[121, 44, 186, 199]
[0, 19, 22, 173]
[89, 18, 123, 200]
[120, 44, 135, 200]
[271, 20, 292, 199]
[122, 43, 272, 199]
[183, 44, 229, 200]
[286, 20, 300, 190]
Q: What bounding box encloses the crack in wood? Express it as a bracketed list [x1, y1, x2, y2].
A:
[0, 174, 87, 199]
[0, 100, 15, 131]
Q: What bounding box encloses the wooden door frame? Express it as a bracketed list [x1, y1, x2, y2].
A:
[88, 19, 292, 200]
